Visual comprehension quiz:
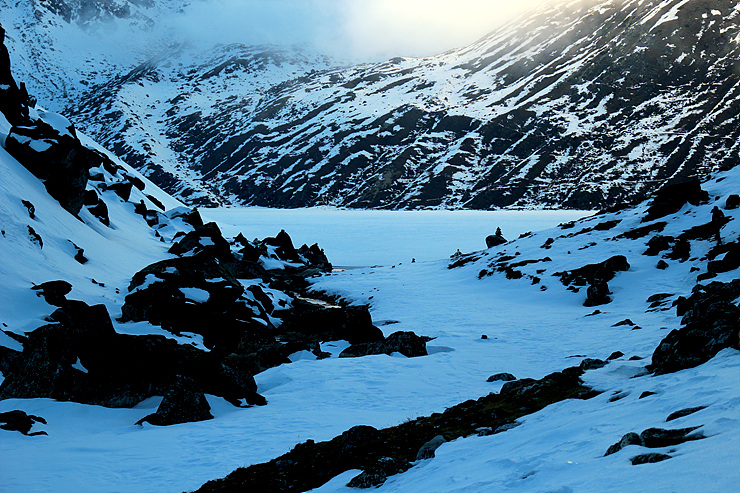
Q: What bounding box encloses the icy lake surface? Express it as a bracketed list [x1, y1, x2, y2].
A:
[202, 208, 592, 266]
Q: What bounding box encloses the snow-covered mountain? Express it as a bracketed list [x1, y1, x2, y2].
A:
[1, 17, 739, 491]
[5, 0, 738, 209]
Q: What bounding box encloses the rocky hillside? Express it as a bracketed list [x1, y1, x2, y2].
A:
[1, 16, 739, 490]
[1, 22, 424, 430]
[29, 0, 740, 209]
[4, 0, 739, 210]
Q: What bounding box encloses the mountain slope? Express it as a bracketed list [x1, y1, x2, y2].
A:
[56, 0, 740, 209]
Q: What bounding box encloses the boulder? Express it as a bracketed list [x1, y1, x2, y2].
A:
[281, 299, 383, 345]
[643, 179, 709, 222]
[487, 372, 516, 382]
[0, 301, 264, 408]
[605, 432, 642, 456]
[584, 281, 611, 306]
[725, 194, 740, 209]
[631, 453, 671, 465]
[556, 255, 629, 287]
[347, 457, 411, 489]
[136, 376, 213, 426]
[650, 280, 740, 374]
[31, 280, 72, 306]
[0, 410, 47, 436]
[339, 331, 428, 358]
[416, 435, 446, 460]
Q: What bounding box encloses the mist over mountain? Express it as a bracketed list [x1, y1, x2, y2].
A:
[4, 0, 740, 210]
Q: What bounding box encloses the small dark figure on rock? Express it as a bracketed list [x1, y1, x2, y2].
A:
[711, 206, 726, 244]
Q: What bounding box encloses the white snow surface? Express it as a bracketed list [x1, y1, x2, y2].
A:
[2, 135, 740, 492]
[203, 208, 590, 266]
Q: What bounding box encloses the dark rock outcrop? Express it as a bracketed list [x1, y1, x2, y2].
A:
[486, 228, 507, 248]
[136, 376, 213, 426]
[0, 301, 264, 408]
[0, 410, 47, 436]
[487, 372, 517, 382]
[339, 331, 428, 358]
[643, 179, 709, 222]
[347, 457, 412, 488]
[31, 280, 72, 306]
[555, 255, 630, 287]
[650, 280, 740, 374]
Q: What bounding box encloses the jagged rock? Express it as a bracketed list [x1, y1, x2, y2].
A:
[31, 280, 72, 306]
[487, 372, 517, 382]
[631, 453, 671, 465]
[0, 410, 47, 436]
[643, 179, 709, 222]
[416, 435, 446, 460]
[607, 351, 624, 360]
[339, 331, 428, 358]
[136, 376, 213, 426]
[0, 24, 30, 125]
[657, 260, 669, 270]
[640, 426, 703, 448]
[666, 406, 707, 422]
[0, 301, 264, 407]
[605, 432, 642, 456]
[347, 457, 412, 488]
[726, 194, 740, 209]
[282, 299, 383, 345]
[579, 358, 607, 370]
[27, 225, 42, 247]
[297, 243, 332, 272]
[169, 208, 204, 228]
[263, 229, 300, 262]
[584, 280, 611, 306]
[650, 280, 740, 374]
[556, 255, 630, 287]
[120, 256, 261, 352]
[105, 181, 133, 201]
[168, 222, 234, 261]
[612, 319, 635, 327]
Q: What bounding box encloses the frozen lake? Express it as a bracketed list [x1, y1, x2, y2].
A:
[202, 208, 592, 267]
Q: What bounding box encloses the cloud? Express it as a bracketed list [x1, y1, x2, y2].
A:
[168, 0, 549, 60]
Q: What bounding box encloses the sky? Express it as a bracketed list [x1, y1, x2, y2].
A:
[174, 0, 550, 60]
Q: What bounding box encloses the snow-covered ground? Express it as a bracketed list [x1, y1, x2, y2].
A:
[2, 157, 739, 491]
[203, 208, 590, 266]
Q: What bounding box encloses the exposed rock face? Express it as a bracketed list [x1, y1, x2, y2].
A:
[650, 280, 740, 374]
[347, 457, 412, 489]
[0, 301, 264, 407]
[31, 280, 73, 306]
[58, 0, 740, 210]
[339, 331, 429, 358]
[605, 426, 704, 456]
[0, 24, 30, 125]
[643, 178, 710, 222]
[0, 410, 47, 436]
[136, 376, 213, 426]
[0, 22, 101, 215]
[487, 372, 516, 382]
